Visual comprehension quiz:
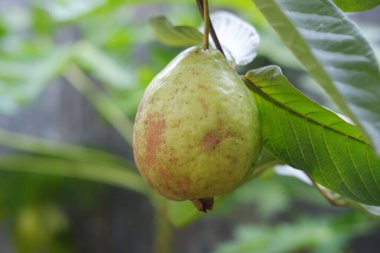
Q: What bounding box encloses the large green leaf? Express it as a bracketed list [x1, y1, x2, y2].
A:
[332, 0, 380, 12]
[252, 0, 380, 153]
[244, 65, 380, 205]
[149, 16, 203, 47]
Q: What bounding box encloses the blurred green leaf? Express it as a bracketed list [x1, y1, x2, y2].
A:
[34, 0, 106, 21]
[332, 0, 380, 12]
[73, 41, 135, 89]
[258, 31, 301, 69]
[216, 167, 331, 220]
[0, 46, 73, 114]
[63, 64, 134, 145]
[39, 0, 265, 25]
[27, 46, 73, 93]
[214, 213, 375, 253]
[222, 176, 294, 219]
[253, 0, 380, 152]
[245, 65, 380, 205]
[0, 128, 129, 166]
[0, 171, 108, 220]
[356, 21, 380, 63]
[149, 16, 203, 47]
[166, 200, 203, 227]
[0, 20, 7, 38]
[0, 155, 148, 195]
[14, 203, 70, 253]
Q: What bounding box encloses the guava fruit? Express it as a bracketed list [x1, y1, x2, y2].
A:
[133, 46, 261, 211]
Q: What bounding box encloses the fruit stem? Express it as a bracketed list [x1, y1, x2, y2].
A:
[203, 0, 210, 49]
[196, 0, 225, 56]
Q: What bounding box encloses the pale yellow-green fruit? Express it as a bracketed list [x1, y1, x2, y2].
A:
[133, 46, 261, 201]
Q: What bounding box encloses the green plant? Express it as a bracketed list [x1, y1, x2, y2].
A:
[1, 0, 380, 252]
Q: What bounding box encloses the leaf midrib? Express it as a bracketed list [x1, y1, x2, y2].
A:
[243, 76, 369, 146]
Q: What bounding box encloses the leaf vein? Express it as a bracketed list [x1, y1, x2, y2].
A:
[346, 135, 376, 201]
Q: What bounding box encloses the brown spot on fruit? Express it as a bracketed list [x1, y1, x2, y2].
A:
[176, 176, 191, 188]
[172, 120, 182, 128]
[156, 169, 186, 200]
[183, 176, 191, 186]
[191, 69, 200, 75]
[197, 97, 208, 112]
[158, 166, 172, 182]
[222, 129, 233, 138]
[202, 132, 221, 151]
[145, 113, 166, 165]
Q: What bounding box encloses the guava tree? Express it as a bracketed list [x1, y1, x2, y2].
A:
[0, 0, 380, 252]
[139, 0, 380, 214]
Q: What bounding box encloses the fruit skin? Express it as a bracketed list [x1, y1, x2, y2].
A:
[133, 46, 261, 201]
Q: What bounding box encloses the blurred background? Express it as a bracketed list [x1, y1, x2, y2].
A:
[0, 1, 380, 253]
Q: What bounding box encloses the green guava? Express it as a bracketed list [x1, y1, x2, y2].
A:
[133, 46, 262, 211]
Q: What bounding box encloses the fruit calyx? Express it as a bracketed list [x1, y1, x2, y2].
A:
[191, 198, 214, 213]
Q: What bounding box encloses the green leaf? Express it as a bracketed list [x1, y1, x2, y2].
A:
[214, 213, 374, 253]
[244, 65, 380, 205]
[73, 41, 135, 89]
[166, 200, 203, 227]
[0, 128, 129, 166]
[149, 16, 203, 47]
[252, 0, 380, 153]
[34, 0, 106, 21]
[0, 155, 148, 195]
[0, 46, 73, 114]
[332, 0, 380, 12]
[63, 64, 134, 145]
